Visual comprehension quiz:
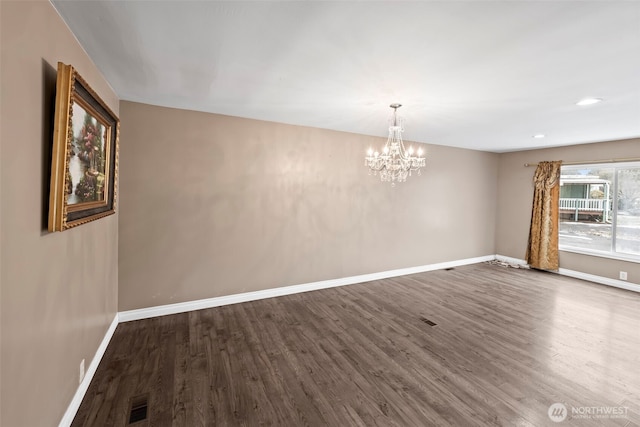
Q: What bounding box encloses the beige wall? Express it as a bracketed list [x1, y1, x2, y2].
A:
[496, 138, 640, 284]
[0, 2, 119, 426]
[118, 101, 499, 311]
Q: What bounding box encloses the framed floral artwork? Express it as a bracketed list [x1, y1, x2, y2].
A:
[48, 62, 119, 231]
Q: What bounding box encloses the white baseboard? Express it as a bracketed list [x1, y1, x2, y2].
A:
[495, 255, 530, 266]
[58, 255, 493, 425]
[118, 255, 496, 322]
[58, 313, 119, 427]
[494, 254, 640, 293]
[558, 268, 640, 293]
[58, 254, 638, 425]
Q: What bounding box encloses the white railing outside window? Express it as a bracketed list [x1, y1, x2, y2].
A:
[559, 198, 608, 211]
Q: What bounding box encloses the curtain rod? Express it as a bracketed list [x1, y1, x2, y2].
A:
[524, 157, 640, 167]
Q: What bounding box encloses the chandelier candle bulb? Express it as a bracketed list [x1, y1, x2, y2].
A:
[364, 104, 426, 184]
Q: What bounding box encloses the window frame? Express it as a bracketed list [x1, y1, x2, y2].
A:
[558, 161, 640, 264]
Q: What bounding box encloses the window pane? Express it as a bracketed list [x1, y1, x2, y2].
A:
[616, 167, 640, 256]
[559, 167, 613, 252]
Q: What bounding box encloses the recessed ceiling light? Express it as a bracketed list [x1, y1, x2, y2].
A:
[533, 134, 545, 139]
[576, 98, 603, 106]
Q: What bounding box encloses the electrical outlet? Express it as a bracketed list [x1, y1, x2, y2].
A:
[620, 271, 628, 281]
[79, 359, 85, 384]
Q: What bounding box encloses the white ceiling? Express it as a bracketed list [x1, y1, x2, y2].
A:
[52, 1, 640, 152]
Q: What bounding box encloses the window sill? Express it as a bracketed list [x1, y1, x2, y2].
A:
[559, 246, 640, 264]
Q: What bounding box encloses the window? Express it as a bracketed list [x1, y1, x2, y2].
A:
[559, 162, 640, 261]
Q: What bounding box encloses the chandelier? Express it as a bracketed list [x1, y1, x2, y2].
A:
[365, 103, 425, 184]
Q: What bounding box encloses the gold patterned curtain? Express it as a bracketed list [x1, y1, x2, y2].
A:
[526, 161, 562, 270]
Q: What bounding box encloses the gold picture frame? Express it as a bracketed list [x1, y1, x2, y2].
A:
[48, 62, 119, 231]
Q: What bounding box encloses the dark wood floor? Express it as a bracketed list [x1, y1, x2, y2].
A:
[73, 263, 640, 426]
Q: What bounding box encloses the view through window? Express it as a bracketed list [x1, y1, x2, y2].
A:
[559, 162, 640, 259]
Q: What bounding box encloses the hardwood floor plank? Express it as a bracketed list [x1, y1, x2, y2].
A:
[72, 263, 640, 426]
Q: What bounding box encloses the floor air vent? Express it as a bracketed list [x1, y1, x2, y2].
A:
[128, 394, 148, 424]
[419, 317, 437, 326]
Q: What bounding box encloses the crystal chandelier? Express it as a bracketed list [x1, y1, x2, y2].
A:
[365, 103, 425, 184]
